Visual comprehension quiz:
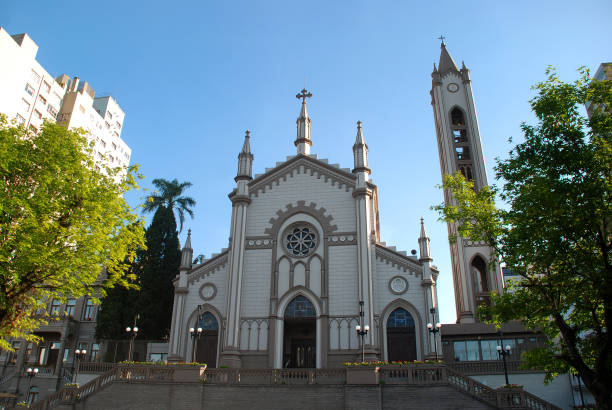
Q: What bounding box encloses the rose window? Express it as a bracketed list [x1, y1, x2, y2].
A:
[284, 225, 317, 257]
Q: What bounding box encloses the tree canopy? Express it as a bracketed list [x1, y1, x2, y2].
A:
[143, 178, 195, 232]
[0, 117, 145, 350]
[434, 68, 611, 408]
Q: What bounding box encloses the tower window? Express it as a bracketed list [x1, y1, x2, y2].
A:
[453, 129, 467, 143]
[471, 256, 489, 293]
[451, 108, 465, 126]
[456, 147, 470, 160]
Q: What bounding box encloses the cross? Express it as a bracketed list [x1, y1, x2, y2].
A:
[438, 35, 446, 45]
[296, 88, 313, 103]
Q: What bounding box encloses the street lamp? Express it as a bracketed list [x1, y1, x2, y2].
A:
[496, 344, 512, 385]
[72, 349, 86, 383]
[355, 301, 370, 362]
[189, 327, 203, 362]
[25, 367, 38, 401]
[125, 326, 139, 362]
[426, 307, 442, 361]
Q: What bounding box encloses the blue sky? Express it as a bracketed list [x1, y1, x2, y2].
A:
[2, 0, 610, 324]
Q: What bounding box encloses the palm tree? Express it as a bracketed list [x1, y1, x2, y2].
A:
[143, 178, 196, 232]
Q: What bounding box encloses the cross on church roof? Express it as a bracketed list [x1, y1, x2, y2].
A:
[296, 88, 313, 103]
[438, 35, 446, 45]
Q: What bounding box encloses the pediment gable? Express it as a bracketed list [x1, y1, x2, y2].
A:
[375, 243, 423, 275]
[187, 250, 229, 286]
[249, 154, 364, 198]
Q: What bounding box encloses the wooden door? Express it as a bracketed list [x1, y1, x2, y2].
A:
[196, 331, 218, 368]
[387, 328, 417, 362]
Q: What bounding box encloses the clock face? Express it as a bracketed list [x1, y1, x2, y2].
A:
[390, 276, 407, 294]
[447, 83, 459, 93]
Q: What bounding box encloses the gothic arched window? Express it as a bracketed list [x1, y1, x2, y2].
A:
[451, 108, 465, 126]
[386, 308, 417, 361]
[198, 312, 219, 330]
[471, 256, 489, 293]
[284, 296, 316, 319]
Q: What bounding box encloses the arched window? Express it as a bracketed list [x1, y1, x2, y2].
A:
[198, 312, 218, 330]
[451, 108, 465, 126]
[284, 296, 316, 319]
[466, 166, 473, 181]
[471, 256, 489, 293]
[386, 308, 417, 361]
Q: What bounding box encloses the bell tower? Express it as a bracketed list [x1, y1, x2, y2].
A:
[430, 39, 503, 323]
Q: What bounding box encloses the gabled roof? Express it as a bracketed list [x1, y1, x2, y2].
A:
[248, 154, 375, 198]
[375, 243, 424, 274]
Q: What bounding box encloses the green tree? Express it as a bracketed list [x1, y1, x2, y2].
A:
[143, 178, 195, 232]
[434, 68, 611, 408]
[0, 117, 145, 350]
[136, 205, 181, 340]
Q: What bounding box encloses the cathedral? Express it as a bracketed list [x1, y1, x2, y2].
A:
[166, 42, 503, 369]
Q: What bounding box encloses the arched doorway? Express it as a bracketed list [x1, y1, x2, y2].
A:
[195, 312, 218, 367]
[283, 296, 316, 368]
[386, 308, 417, 361]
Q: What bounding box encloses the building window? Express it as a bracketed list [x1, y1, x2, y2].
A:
[29, 124, 38, 133]
[49, 299, 62, 316]
[79, 105, 86, 114]
[284, 296, 316, 319]
[38, 95, 47, 105]
[27, 386, 39, 406]
[15, 114, 26, 125]
[25, 343, 34, 363]
[8, 341, 21, 364]
[105, 121, 110, 129]
[115, 121, 121, 129]
[453, 340, 480, 361]
[83, 299, 96, 320]
[47, 105, 58, 117]
[90, 343, 100, 361]
[107, 111, 113, 120]
[456, 146, 470, 160]
[34, 110, 42, 120]
[65, 298, 76, 317]
[22, 99, 31, 113]
[471, 256, 489, 293]
[31, 69, 40, 84]
[25, 83, 35, 96]
[150, 353, 168, 363]
[283, 225, 317, 257]
[43, 81, 51, 93]
[480, 340, 498, 360]
[62, 348, 70, 362]
[451, 108, 465, 126]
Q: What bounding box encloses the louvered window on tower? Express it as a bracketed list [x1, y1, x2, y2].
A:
[453, 129, 467, 143]
[456, 146, 470, 160]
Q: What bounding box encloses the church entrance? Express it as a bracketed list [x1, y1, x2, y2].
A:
[386, 308, 417, 361]
[283, 296, 316, 368]
[195, 312, 219, 368]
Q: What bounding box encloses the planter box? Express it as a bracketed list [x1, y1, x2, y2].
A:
[346, 366, 380, 385]
[171, 365, 207, 382]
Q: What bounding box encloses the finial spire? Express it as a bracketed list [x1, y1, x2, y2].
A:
[418, 217, 432, 262]
[352, 120, 370, 174]
[180, 228, 193, 269]
[241, 130, 251, 154]
[236, 130, 253, 181]
[438, 35, 446, 46]
[295, 89, 313, 155]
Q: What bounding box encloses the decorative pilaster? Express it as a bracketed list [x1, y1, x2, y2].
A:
[168, 230, 193, 362]
[352, 121, 376, 352]
[220, 131, 253, 368]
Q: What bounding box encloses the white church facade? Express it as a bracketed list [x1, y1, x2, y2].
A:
[166, 42, 504, 369]
[167, 88, 441, 369]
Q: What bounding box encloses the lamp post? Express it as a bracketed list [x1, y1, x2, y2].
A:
[189, 327, 203, 362]
[125, 325, 139, 362]
[72, 349, 86, 383]
[426, 307, 442, 361]
[190, 305, 205, 363]
[25, 367, 38, 402]
[355, 301, 370, 362]
[496, 344, 512, 385]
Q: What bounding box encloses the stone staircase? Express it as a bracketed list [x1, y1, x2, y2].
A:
[26, 364, 560, 410]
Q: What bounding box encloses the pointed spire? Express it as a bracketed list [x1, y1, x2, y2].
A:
[295, 89, 313, 155]
[438, 42, 459, 75]
[418, 218, 432, 262]
[236, 130, 253, 181]
[352, 120, 370, 174]
[180, 229, 194, 269]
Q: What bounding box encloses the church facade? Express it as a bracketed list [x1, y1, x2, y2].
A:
[167, 89, 440, 369]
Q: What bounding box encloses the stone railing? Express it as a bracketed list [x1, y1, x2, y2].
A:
[26, 364, 561, 410]
[204, 368, 346, 385]
[379, 364, 446, 384]
[449, 360, 539, 375]
[78, 361, 116, 374]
